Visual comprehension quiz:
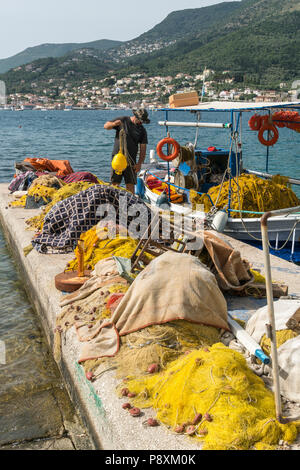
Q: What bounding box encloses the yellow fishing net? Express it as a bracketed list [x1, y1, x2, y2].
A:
[121, 343, 300, 450]
[260, 329, 299, 356]
[191, 174, 300, 217]
[250, 269, 266, 284]
[82, 321, 221, 383]
[113, 321, 221, 378]
[10, 184, 58, 207]
[25, 181, 100, 230]
[10, 195, 27, 208]
[10, 174, 66, 208]
[66, 226, 151, 272]
[271, 174, 291, 187]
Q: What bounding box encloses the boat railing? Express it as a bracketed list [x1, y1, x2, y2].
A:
[145, 170, 300, 217]
[145, 169, 214, 207]
[158, 121, 232, 129]
[245, 169, 300, 187]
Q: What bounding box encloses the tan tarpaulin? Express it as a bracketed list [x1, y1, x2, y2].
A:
[59, 257, 122, 308]
[203, 231, 253, 291]
[76, 251, 229, 362]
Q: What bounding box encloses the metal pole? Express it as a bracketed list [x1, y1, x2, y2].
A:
[158, 121, 232, 129]
[261, 205, 300, 423]
[227, 111, 234, 217]
[261, 214, 282, 422]
[266, 110, 271, 172]
[165, 110, 171, 202]
[291, 229, 296, 257]
[245, 169, 300, 187]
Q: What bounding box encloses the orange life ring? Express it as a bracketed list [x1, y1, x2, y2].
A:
[248, 114, 262, 131]
[272, 110, 300, 130]
[272, 112, 285, 128]
[156, 137, 180, 162]
[258, 124, 279, 147]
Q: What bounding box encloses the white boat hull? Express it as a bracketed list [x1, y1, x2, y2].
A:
[143, 183, 300, 244]
[225, 215, 300, 243]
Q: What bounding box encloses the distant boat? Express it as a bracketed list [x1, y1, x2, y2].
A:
[64, 105, 73, 111]
[21, 104, 34, 110]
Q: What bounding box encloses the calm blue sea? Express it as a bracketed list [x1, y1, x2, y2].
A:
[0, 109, 299, 196]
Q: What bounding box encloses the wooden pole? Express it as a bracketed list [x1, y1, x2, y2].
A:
[77, 240, 85, 278]
[261, 205, 300, 422]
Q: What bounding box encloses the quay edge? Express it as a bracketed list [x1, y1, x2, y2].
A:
[0, 184, 199, 451]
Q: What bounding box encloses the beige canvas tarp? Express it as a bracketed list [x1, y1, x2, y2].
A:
[76, 251, 229, 362]
[203, 231, 253, 291]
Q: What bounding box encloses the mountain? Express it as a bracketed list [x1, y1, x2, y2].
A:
[1, 0, 300, 93]
[0, 49, 114, 93]
[117, 0, 300, 85]
[0, 39, 123, 74]
[129, 1, 242, 44]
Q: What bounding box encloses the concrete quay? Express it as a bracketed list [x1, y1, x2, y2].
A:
[0, 183, 299, 450]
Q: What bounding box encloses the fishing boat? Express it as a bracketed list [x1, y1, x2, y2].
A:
[137, 101, 300, 262]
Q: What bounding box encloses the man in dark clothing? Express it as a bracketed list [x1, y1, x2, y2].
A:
[104, 108, 150, 194]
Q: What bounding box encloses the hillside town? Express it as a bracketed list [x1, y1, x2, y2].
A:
[1, 70, 297, 111]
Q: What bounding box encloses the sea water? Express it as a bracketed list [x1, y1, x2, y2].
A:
[0, 227, 90, 448]
[0, 109, 299, 193]
[0, 110, 299, 444]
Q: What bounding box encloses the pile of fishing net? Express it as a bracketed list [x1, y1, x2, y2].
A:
[54, 257, 130, 363]
[25, 181, 102, 230]
[65, 225, 152, 272]
[120, 343, 300, 450]
[30, 174, 65, 189]
[82, 321, 222, 379]
[260, 329, 298, 357]
[191, 174, 300, 217]
[10, 184, 59, 208]
[76, 251, 228, 369]
[10, 174, 65, 207]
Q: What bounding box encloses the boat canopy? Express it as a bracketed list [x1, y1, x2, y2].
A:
[157, 100, 300, 112]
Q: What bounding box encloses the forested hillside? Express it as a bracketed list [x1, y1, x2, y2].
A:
[1, 0, 299, 93]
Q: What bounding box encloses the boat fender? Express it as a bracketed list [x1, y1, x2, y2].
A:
[211, 210, 228, 233]
[156, 191, 171, 210]
[135, 177, 145, 198]
[156, 137, 180, 162]
[149, 149, 157, 163]
[112, 151, 127, 175]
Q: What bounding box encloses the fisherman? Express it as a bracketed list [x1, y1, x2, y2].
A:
[104, 108, 150, 194]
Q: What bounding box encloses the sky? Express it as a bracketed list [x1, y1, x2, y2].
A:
[0, 0, 239, 59]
